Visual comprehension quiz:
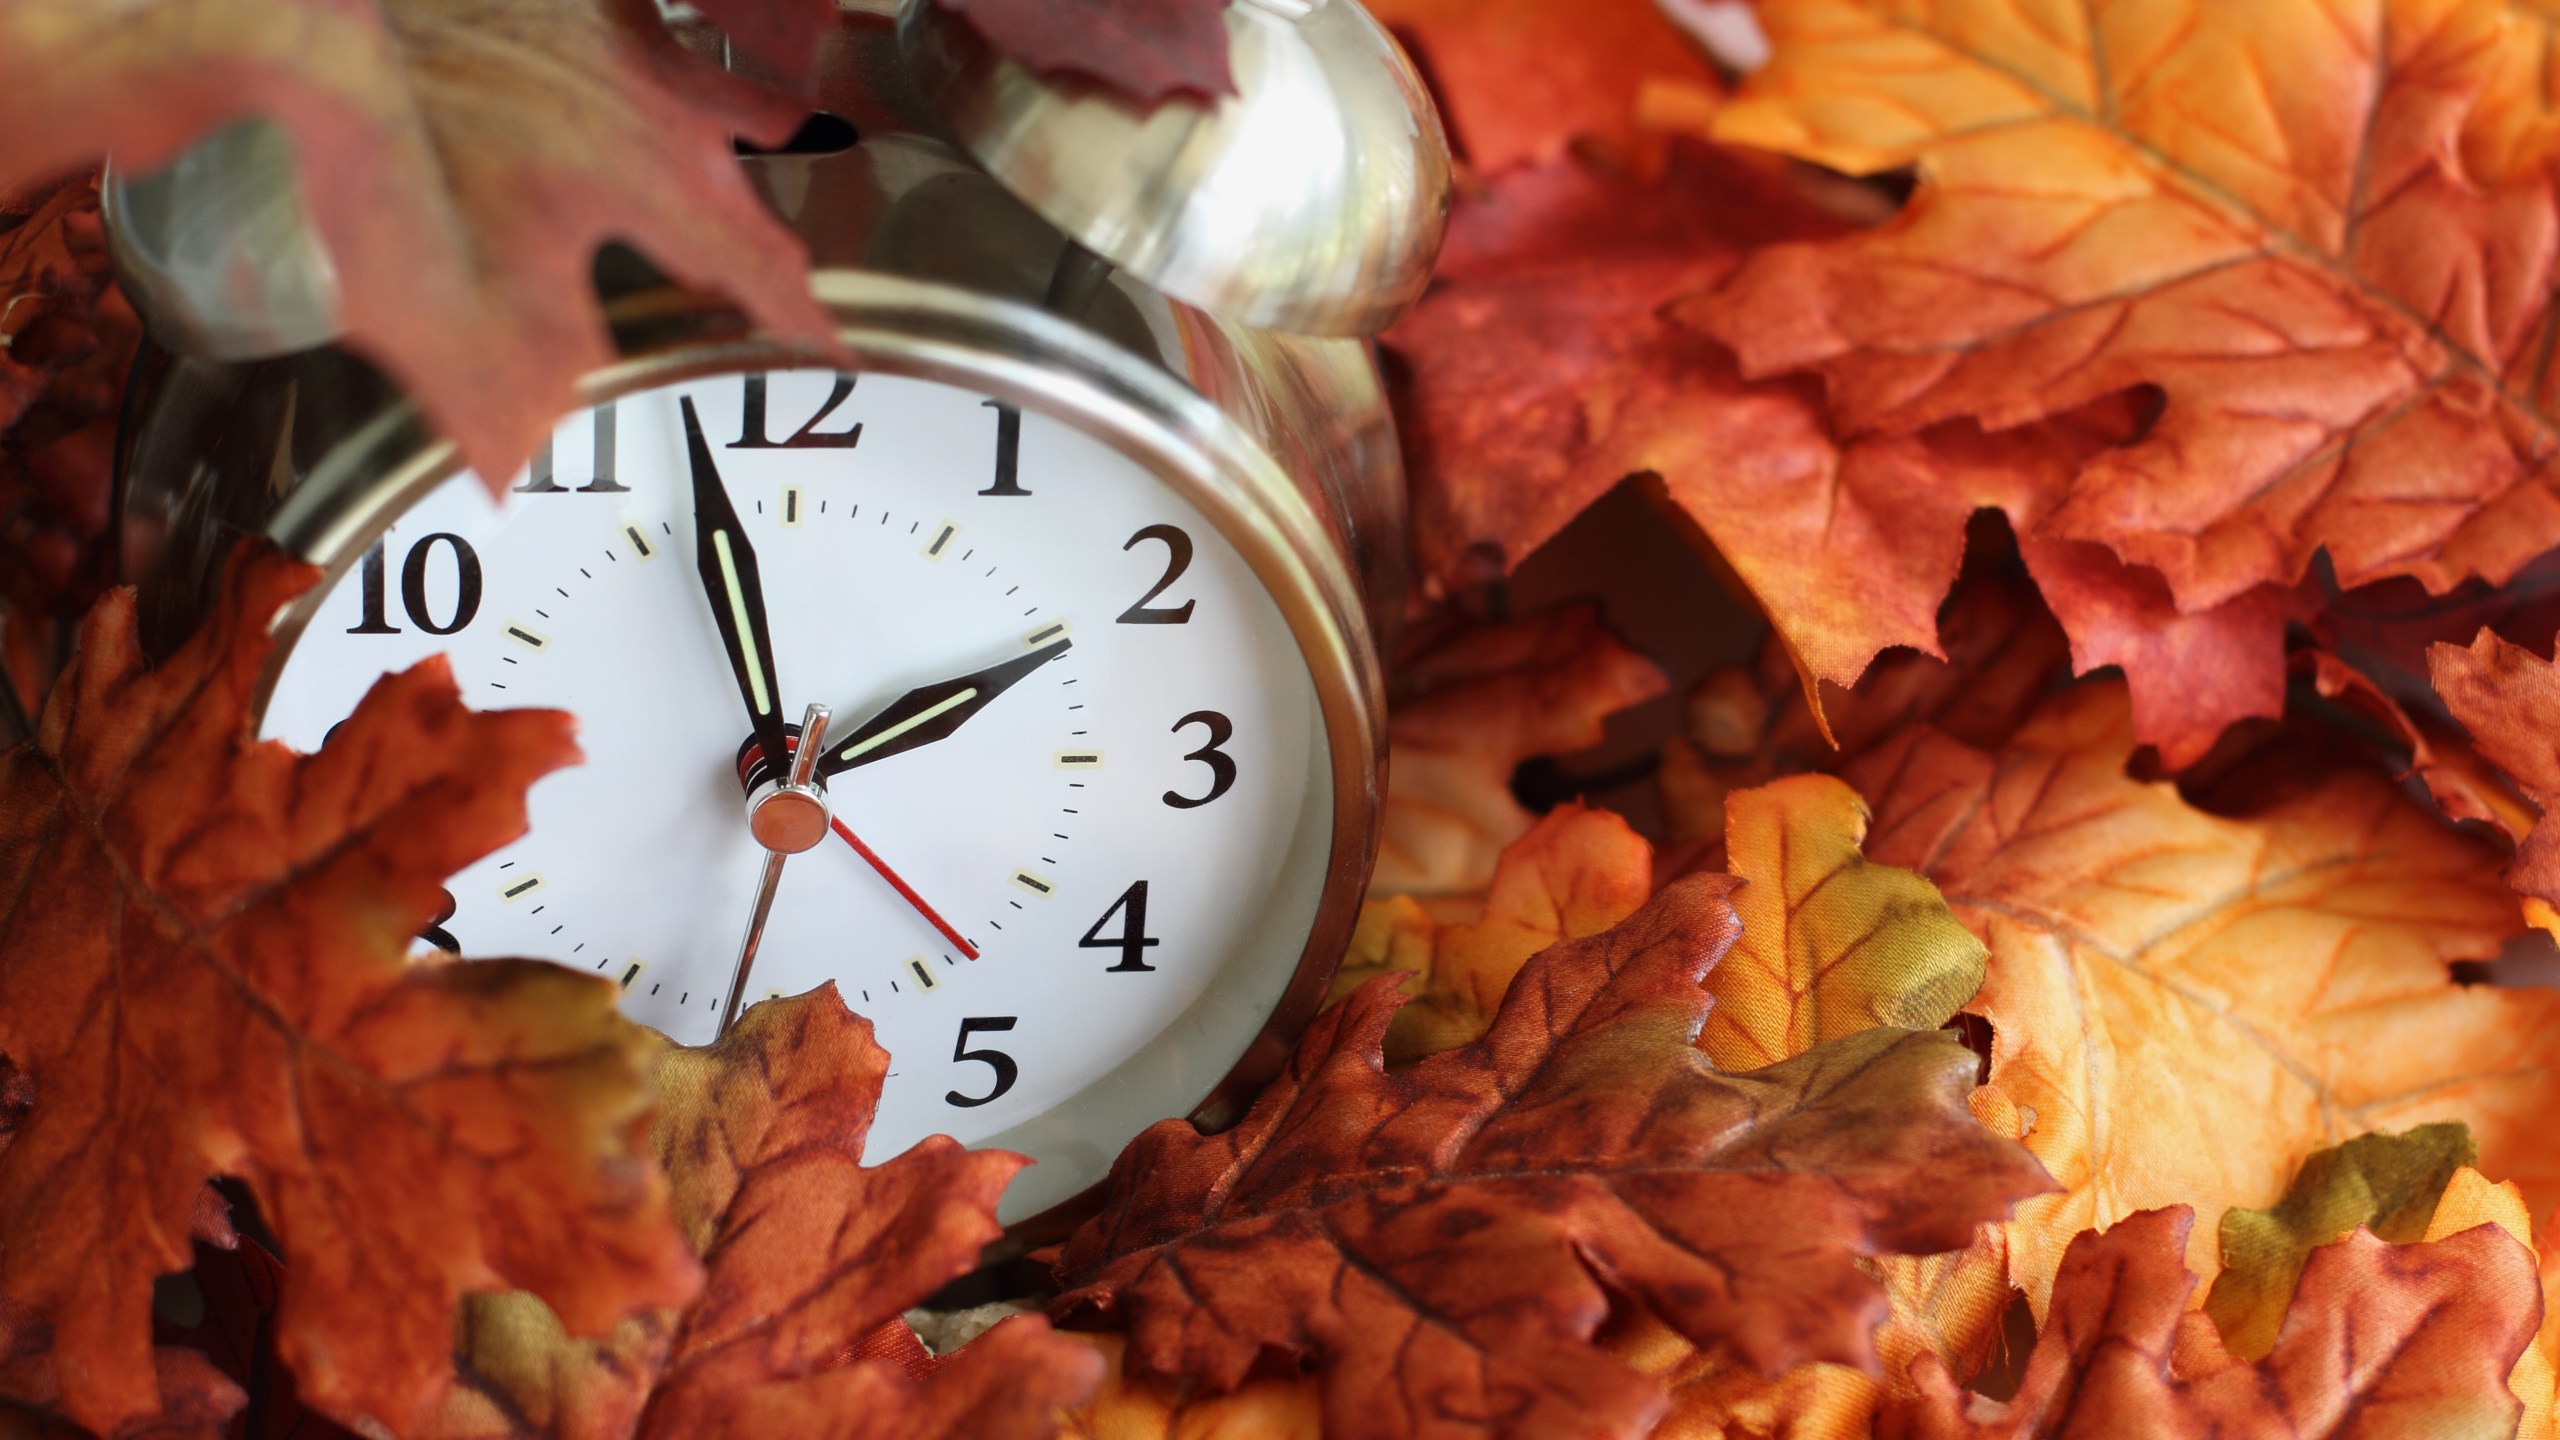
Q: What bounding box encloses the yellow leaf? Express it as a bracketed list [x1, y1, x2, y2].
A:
[1705, 775, 1988, 1071]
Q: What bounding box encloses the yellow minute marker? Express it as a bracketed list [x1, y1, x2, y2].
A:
[710, 530, 772, 716]
[837, 688, 980, 762]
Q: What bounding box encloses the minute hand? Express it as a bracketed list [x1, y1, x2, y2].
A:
[819, 639, 1071, 777]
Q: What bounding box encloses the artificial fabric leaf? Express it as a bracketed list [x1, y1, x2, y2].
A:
[2423, 1168, 2560, 1440]
[1058, 1334, 1320, 1440]
[1658, 547, 2074, 847]
[1608, 1309, 1877, 1440]
[2202, 1123, 2478, 1362]
[1375, 604, 1665, 896]
[0, 0, 833, 493]
[0, 175, 134, 635]
[2300, 650, 2539, 870]
[1055, 873, 2053, 1440]
[1364, 0, 1723, 173]
[0, 550, 695, 1439]
[1699, 0, 2560, 618]
[2429, 629, 2560, 931]
[1847, 680, 2560, 1314]
[1705, 774, 1986, 1072]
[1882, 1206, 2541, 1440]
[1330, 802, 1652, 1064]
[434, 984, 1103, 1440]
[930, 0, 1234, 106]
[1388, 139, 2294, 767]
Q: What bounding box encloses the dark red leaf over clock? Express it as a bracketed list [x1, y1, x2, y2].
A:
[932, 0, 1237, 106]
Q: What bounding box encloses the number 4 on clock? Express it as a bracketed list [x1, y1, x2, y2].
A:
[1079, 881, 1160, 972]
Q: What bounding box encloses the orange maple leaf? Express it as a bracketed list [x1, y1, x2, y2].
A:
[434, 985, 1102, 1440]
[1055, 874, 2051, 1440]
[1848, 680, 2560, 1313]
[0, 550, 696, 1439]
[1388, 139, 2302, 767]
[0, 0, 834, 490]
[1699, 0, 2560, 620]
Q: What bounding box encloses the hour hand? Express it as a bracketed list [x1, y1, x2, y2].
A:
[681, 395, 791, 776]
[819, 638, 1070, 777]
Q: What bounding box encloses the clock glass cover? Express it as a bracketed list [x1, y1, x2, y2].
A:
[260, 367, 1336, 1217]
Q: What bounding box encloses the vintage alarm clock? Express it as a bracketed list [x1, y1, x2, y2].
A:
[108, 0, 1448, 1225]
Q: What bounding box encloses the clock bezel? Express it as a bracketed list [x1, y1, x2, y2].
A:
[251, 271, 1386, 1238]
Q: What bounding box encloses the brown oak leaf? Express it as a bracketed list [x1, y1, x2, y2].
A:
[1389, 139, 2298, 767]
[1365, 0, 1724, 173]
[0, 549, 695, 1439]
[2429, 629, 2560, 931]
[1054, 873, 2053, 1440]
[1375, 604, 1665, 896]
[0, 0, 833, 492]
[433, 985, 1102, 1440]
[1698, 0, 2560, 619]
[1882, 1207, 2541, 1440]
[930, 0, 1234, 106]
[1848, 680, 2560, 1314]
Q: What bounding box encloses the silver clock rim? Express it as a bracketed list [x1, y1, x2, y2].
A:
[254, 271, 1385, 1242]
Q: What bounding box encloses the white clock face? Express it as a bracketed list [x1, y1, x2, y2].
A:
[261, 368, 1336, 1219]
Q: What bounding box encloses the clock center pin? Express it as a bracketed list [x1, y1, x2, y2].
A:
[743, 706, 832, 855]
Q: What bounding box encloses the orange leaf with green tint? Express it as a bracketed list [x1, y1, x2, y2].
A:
[1849, 682, 2560, 1314]
[1707, 774, 1986, 1071]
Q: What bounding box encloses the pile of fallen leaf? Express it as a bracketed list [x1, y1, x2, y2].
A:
[10, 0, 2560, 1437]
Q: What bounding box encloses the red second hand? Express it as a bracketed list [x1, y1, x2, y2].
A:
[829, 816, 981, 960]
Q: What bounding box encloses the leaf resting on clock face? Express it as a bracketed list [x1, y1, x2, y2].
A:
[0, 547, 697, 1440]
[431, 985, 1104, 1440]
[0, 0, 834, 494]
[1053, 873, 2054, 1440]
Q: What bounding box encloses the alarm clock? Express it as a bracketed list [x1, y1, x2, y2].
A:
[107, 0, 1447, 1226]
